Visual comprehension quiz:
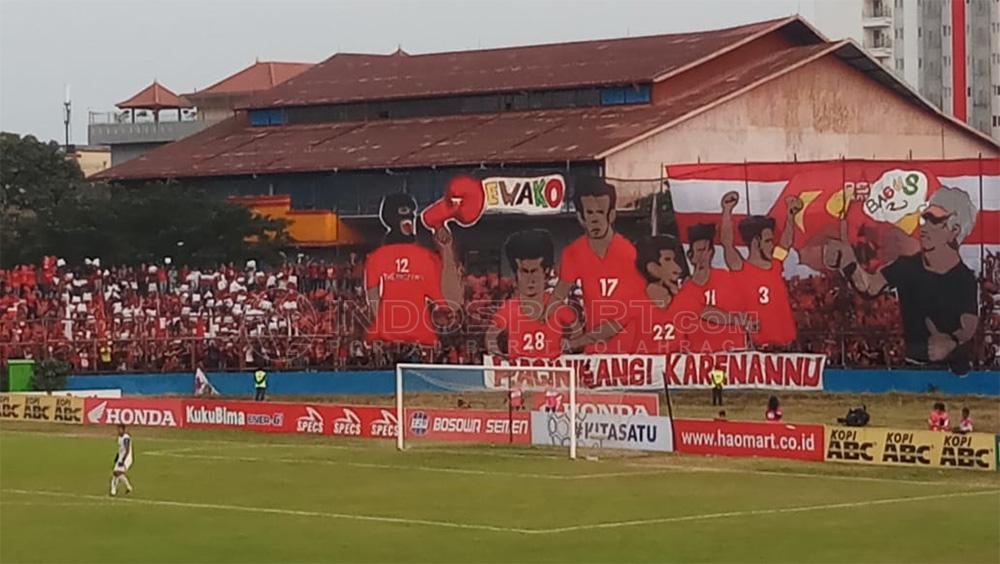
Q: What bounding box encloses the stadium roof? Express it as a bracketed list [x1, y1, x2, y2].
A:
[117, 81, 190, 110]
[96, 17, 998, 181]
[244, 17, 814, 109]
[183, 61, 313, 98]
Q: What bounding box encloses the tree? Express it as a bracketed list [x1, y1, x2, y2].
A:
[627, 188, 678, 240]
[31, 358, 69, 392]
[0, 132, 292, 267]
[100, 181, 292, 267]
[0, 132, 84, 214]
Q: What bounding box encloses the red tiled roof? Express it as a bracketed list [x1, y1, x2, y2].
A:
[246, 17, 802, 108]
[117, 81, 190, 110]
[184, 61, 313, 97]
[97, 44, 839, 181]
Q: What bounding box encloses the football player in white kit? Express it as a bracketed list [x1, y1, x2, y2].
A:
[110, 424, 133, 496]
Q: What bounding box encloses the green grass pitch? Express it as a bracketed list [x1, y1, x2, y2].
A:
[1, 423, 998, 563]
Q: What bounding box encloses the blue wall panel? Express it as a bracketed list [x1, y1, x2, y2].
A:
[66, 368, 999, 397]
[823, 369, 999, 396]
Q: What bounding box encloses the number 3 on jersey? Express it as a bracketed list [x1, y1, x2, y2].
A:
[522, 331, 545, 351]
[757, 285, 770, 304]
[599, 278, 619, 297]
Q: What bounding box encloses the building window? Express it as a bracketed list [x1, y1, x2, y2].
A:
[918, 26, 922, 38]
[599, 84, 651, 106]
[249, 108, 286, 127]
[944, 56, 950, 67]
[896, 57, 904, 70]
[943, 25, 950, 37]
[918, 57, 923, 69]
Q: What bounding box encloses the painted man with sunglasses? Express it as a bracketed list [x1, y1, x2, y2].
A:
[826, 186, 979, 373]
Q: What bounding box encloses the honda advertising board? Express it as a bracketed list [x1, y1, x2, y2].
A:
[529, 392, 660, 416]
[84, 397, 184, 428]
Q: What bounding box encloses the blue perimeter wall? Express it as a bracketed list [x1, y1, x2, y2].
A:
[65, 369, 1000, 397]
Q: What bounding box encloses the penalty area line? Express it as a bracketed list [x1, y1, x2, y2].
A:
[5, 488, 995, 536]
[145, 451, 670, 480]
[540, 489, 1000, 533]
[623, 461, 996, 488]
[1, 489, 536, 535]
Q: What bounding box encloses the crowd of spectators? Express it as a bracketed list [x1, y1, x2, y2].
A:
[2, 250, 998, 374]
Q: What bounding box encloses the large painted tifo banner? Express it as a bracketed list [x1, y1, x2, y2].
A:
[483, 353, 825, 391]
[668, 158, 998, 373]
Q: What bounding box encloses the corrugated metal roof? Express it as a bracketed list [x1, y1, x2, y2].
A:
[184, 61, 313, 98]
[97, 44, 839, 181]
[117, 81, 190, 110]
[245, 17, 796, 108]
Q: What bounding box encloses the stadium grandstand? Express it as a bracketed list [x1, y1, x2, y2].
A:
[2, 254, 998, 373]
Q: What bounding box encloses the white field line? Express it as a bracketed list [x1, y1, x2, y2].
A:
[145, 450, 670, 481]
[1, 489, 534, 535]
[0, 501, 114, 507]
[540, 489, 1000, 534]
[2, 429, 560, 460]
[5, 428, 996, 488]
[4, 488, 995, 536]
[622, 461, 993, 488]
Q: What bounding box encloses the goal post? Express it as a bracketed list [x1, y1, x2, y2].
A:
[395, 363, 577, 459]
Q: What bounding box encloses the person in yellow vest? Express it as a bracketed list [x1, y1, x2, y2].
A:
[710, 368, 725, 406]
[253, 368, 267, 401]
[99, 342, 113, 371]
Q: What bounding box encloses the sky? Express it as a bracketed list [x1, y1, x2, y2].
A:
[0, 0, 827, 144]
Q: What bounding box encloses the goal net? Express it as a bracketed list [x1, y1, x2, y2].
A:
[395, 363, 671, 459]
[395, 363, 579, 459]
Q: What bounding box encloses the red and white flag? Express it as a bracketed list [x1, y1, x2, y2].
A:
[666, 158, 999, 272]
[194, 368, 219, 397]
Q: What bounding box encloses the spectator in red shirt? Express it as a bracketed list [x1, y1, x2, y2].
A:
[928, 402, 950, 431]
[765, 395, 783, 422]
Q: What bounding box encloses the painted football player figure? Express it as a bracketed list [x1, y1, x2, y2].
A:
[365, 193, 462, 351]
[549, 177, 646, 354]
[672, 223, 754, 353]
[487, 229, 578, 360]
[720, 191, 802, 347]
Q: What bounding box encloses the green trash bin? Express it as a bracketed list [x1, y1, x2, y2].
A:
[7, 359, 35, 392]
